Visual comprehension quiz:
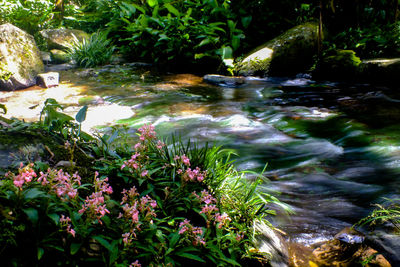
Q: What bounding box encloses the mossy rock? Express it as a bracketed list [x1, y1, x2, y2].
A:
[39, 28, 89, 51]
[0, 123, 94, 181]
[50, 49, 70, 64]
[237, 22, 319, 77]
[314, 49, 361, 80]
[0, 23, 44, 90]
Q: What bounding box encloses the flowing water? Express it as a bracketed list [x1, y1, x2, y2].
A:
[2, 64, 400, 258]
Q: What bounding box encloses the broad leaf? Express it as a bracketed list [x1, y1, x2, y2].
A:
[75, 105, 88, 123]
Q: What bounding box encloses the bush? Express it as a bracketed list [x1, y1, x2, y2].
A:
[0, 118, 286, 266]
[66, 31, 115, 67]
[104, 0, 244, 69]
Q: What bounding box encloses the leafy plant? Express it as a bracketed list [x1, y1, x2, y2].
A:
[105, 0, 244, 69]
[0, 112, 287, 266]
[355, 198, 400, 233]
[67, 31, 115, 67]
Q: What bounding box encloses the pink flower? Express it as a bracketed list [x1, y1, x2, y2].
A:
[60, 215, 76, 238]
[138, 124, 156, 141]
[181, 154, 190, 166]
[141, 170, 148, 177]
[129, 260, 141, 267]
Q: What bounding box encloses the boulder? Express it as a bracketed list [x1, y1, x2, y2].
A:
[237, 22, 319, 77]
[39, 28, 89, 51]
[359, 58, 400, 85]
[313, 49, 362, 80]
[0, 23, 44, 91]
[50, 49, 70, 64]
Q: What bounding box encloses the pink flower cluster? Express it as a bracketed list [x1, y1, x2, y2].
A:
[121, 152, 149, 178]
[173, 154, 191, 166]
[129, 260, 141, 267]
[193, 190, 231, 228]
[138, 124, 156, 141]
[178, 219, 205, 246]
[120, 186, 157, 244]
[78, 172, 113, 224]
[38, 169, 81, 201]
[60, 214, 76, 237]
[181, 167, 206, 183]
[11, 163, 37, 189]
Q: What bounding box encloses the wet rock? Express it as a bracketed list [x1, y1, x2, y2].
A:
[50, 49, 70, 64]
[360, 58, 400, 85]
[334, 227, 365, 244]
[254, 220, 289, 267]
[313, 50, 361, 80]
[237, 22, 319, 77]
[0, 23, 44, 90]
[203, 74, 245, 87]
[288, 242, 314, 267]
[312, 227, 391, 267]
[45, 63, 76, 72]
[367, 230, 400, 266]
[37, 72, 59, 88]
[39, 28, 89, 51]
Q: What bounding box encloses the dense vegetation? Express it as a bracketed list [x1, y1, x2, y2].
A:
[1, 0, 400, 70]
[0, 100, 288, 266]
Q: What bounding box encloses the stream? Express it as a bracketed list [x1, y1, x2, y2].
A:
[1, 63, 400, 262]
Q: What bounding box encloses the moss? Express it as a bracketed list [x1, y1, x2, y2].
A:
[314, 49, 361, 80]
[0, 61, 12, 81]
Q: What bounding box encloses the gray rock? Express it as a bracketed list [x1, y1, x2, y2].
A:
[39, 28, 89, 51]
[45, 63, 76, 72]
[37, 72, 59, 88]
[237, 22, 319, 77]
[368, 230, 400, 266]
[0, 23, 44, 90]
[203, 74, 245, 87]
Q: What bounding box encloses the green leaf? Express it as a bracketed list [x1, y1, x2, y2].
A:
[70, 242, 82, 255]
[169, 232, 180, 248]
[0, 103, 6, 114]
[47, 213, 60, 225]
[241, 16, 252, 28]
[23, 208, 39, 225]
[37, 247, 44, 260]
[23, 188, 46, 201]
[221, 46, 233, 59]
[176, 252, 206, 263]
[147, 0, 158, 8]
[75, 105, 88, 123]
[164, 3, 180, 17]
[92, 236, 113, 252]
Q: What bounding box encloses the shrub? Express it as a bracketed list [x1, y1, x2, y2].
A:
[66, 31, 115, 68]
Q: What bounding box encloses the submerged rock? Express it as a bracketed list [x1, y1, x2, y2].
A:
[237, 22, 319, 77]
[39, 28, 89, 50]
[311, 227, 391, 267]
[0, 23, 44, 90]
[203, 74, 245, 87]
